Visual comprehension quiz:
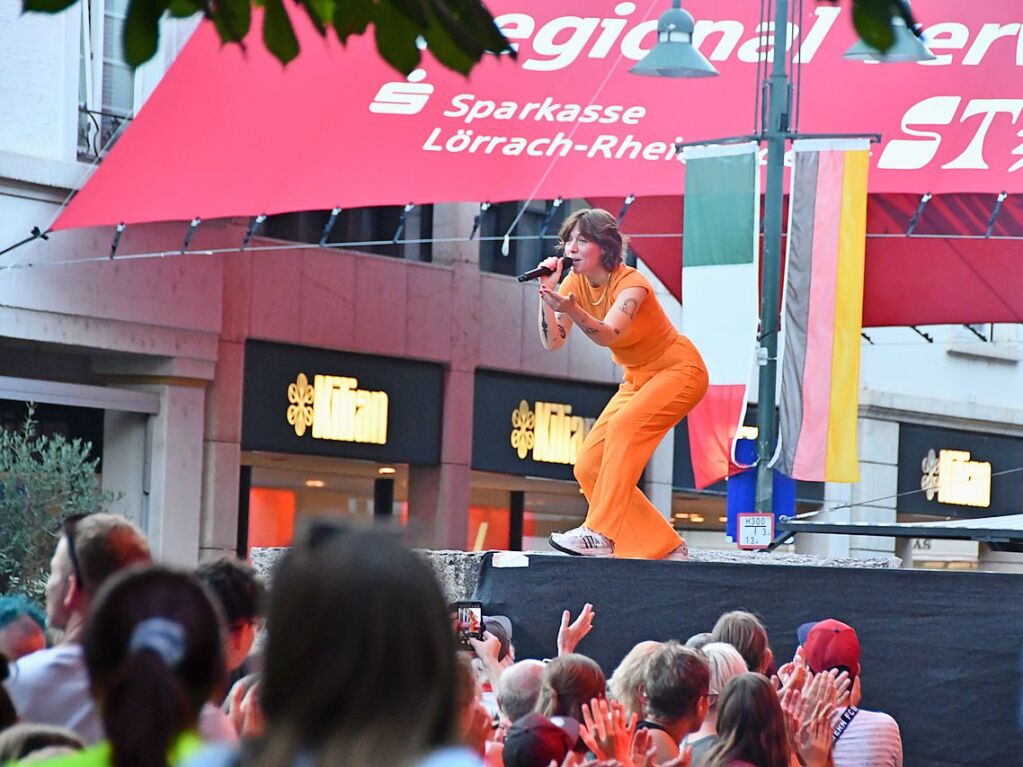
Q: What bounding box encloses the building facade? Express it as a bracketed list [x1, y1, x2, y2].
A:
[1, 3, 1021, 570]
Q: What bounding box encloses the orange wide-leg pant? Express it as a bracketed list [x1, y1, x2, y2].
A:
[574, 337, 709, 559]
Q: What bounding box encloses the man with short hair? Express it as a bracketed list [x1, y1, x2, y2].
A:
[3, 513, 151, 744]
[639, 641, 710, 764]
[0, 596, 47, 661]
[801, 619, 903, 767]
[497, 660, 546, 725]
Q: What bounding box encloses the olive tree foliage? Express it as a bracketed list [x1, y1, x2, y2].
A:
[22, 0, 917, 75]
[0, 405, 110, 603]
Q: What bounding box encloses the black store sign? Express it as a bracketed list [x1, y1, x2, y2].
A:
[898, 423, 1023, 518]
[242, 340, 443, 464]
[472, 370, 617, 481]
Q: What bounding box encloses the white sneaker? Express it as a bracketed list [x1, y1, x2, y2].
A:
[549, 526, 615, 558]
[661, 538, 689, 561]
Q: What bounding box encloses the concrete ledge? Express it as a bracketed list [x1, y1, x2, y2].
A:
[252, 547, 901, 602]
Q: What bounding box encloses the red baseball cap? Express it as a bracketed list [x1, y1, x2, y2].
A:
[803, 619, 861, 677]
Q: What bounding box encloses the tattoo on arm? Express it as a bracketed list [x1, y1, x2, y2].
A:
[540, 311, 549, 341]
[558, 324, 566, 339]
[618, 298, 639, 320]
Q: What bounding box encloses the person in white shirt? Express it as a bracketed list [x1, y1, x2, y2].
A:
[4, 513, 151, 744]
[800, 619, 903, 767]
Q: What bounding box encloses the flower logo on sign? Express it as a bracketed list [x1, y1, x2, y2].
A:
[287, 373, 315, 437]
[510, 400, 535, 459]
[921, 449, 940, 501]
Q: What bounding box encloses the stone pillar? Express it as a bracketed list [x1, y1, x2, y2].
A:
[101, 410, 148, 529]
[406, 203, 480, 549]
[144, 383, 207, 566]
[795, 417, 899, 560]
[199, 339, 245, 560]
[645, 431, 675, 519]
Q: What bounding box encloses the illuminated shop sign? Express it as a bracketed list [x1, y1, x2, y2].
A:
[920, 448, 991, 508]
[472, 370, 615, 481]
[510, 400, 595, 465]
[243, 341, 441, 464]
[898, 423, 1022, 518]
[286, 372, 389, 445]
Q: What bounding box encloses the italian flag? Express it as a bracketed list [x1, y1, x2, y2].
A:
[681, 143, 760, 489]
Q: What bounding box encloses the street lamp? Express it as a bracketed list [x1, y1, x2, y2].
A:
[628, 0, 717, 78]
[844, 16, 935, 62]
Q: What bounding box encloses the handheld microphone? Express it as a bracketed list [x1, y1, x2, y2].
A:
[517, 256, 572, 283]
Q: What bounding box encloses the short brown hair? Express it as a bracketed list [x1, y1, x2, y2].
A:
[557, 208, 627, 271]
[72, 514, 151, 595]
[643, 642, 710, 722]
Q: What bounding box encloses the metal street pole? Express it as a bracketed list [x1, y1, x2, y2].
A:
[755, 0, 790, 514]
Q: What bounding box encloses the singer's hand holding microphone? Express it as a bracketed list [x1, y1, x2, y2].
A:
[530, 256, 581, 317]
[517, 255, 571, 286]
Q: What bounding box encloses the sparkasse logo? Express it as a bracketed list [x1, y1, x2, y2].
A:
[370, 69, 434, 115]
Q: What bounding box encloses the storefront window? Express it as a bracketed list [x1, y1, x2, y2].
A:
[478, 200, 568, 277]
[262, 205, 434, 261]
[244, 458, 409, 553]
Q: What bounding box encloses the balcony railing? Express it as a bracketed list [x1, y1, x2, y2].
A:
[77, 107, 132, 161]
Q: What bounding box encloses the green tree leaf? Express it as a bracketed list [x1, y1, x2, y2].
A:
[333, 0, 373, 43]
[211, 0, 252, 43]
[373, 0, 423, 75]
[262, 0, 299, 64]
[123, 0, 170, 67]
[295, 0, 333, 37]
[22, 0, 78, 11]
[852, 0, 896, 52]
[168, 0, 201, 17]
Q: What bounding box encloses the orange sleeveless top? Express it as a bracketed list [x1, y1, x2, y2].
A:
[559, 265, 681, 368]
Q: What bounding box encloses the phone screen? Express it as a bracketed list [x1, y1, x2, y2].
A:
[452, 601, 484, 649]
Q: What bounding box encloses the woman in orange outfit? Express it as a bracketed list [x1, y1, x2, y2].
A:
[536, 208, 708, 560]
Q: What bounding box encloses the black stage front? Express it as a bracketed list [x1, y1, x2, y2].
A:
[474, 553, 1023, 766]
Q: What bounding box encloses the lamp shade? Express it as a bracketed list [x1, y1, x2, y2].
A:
[629, 4, 718, 78]
[844, 16, 935, 63]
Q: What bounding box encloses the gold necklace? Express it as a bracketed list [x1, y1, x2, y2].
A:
[585, 277, 611, 305]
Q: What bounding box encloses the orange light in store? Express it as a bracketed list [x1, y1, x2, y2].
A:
[304, 479, 326, 488]
[675, 513, 690, 520]
[378, 466, 397, 475]
[690, 514, 705, 524]
[248, 488, 296, 548]
[718, 516, 728, 523]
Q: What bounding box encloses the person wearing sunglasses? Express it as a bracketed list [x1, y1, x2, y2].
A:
[3, 513, 150, 744]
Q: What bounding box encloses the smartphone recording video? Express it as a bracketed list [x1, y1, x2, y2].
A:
[452, 601, 484, 650]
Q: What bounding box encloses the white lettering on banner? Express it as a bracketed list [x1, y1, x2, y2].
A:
[370, 70, 434, 115]
[423, 127, 682, 161]
[367, 3, 1023, 179]
[494, 4, 844, 72]
[444, 95, 646, 126]
[879, 96, 1023, 172]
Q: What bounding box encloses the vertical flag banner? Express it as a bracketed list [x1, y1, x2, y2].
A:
[682, 142, 760, 489]
[777, 139, 870, 482]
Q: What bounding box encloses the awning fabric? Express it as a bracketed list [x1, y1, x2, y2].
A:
[589, 194, 1023, 327]
[55, 0, 1023, 231]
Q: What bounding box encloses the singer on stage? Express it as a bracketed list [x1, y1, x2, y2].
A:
[534, 208, 708, 560]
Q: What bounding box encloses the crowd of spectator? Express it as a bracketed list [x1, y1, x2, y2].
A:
[0, 515, 902, 767]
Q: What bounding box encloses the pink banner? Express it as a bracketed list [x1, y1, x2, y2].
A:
[55, 0, 1023, 229]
